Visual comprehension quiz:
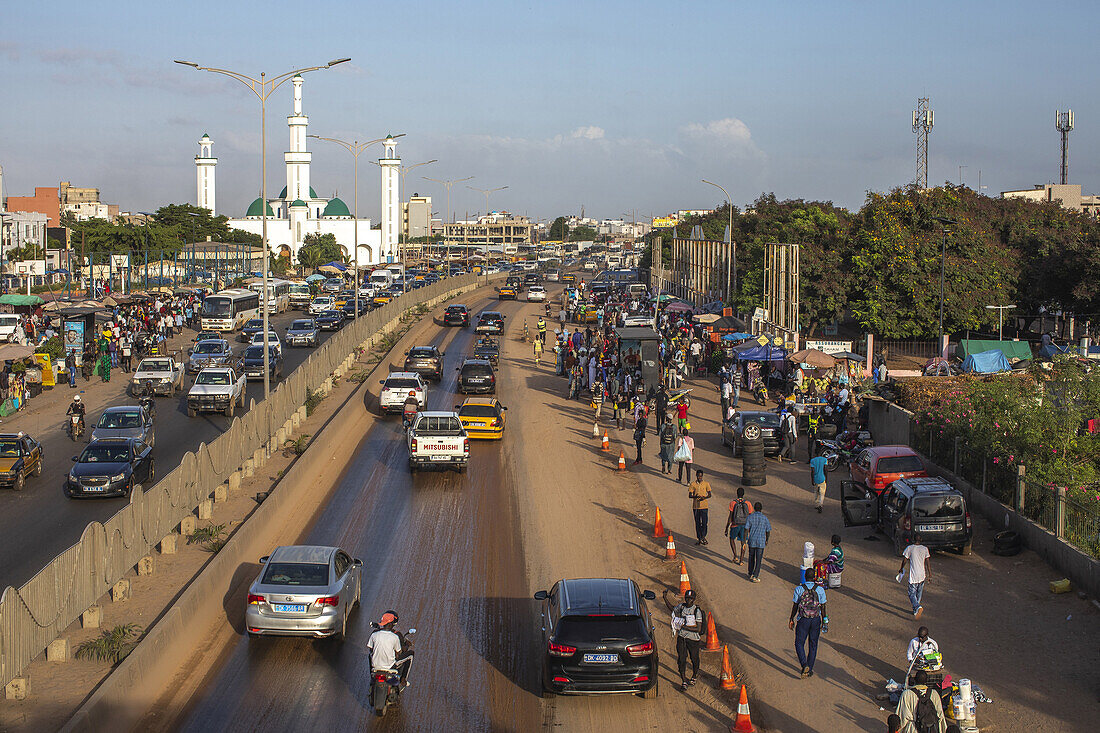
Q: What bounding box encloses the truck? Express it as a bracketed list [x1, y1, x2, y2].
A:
[130, 356, 186, 397]
[406, 411, 469, 473]
[186, 366, 247, 418]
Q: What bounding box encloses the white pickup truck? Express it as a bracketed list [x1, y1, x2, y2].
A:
[407, 412, 469, 473]
[130, 357, 186, 397]
[186, 366, 247, 418]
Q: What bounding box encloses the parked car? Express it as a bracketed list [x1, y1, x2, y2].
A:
[849, 446, 928, 494]
[379, 372, 428, 413]
[534, 577, 659, 697]
[404, 346, 445, 381]
[316, 310, 345, 331]
[443, 304, 470, 327]
[285, 318, 320, 347]
[242, 344, 284, 381]
[841, 476, 973, 556]
[0, 433, 43, 492]
[187, 338, 235, 374]
[66, 438, 154, 498]
[457, 358, 496, 395]
[455, 397, 507, 439]
[91, 405, 156, 447]
[245, 545, 362, 639]
[721, 411, 782, 456]
[475, 311, 506, 335]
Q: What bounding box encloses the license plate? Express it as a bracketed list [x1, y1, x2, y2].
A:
[83, 485, 105, 492]
[473, 422, 485, 427]
[273, 604, 307, 613]
[922, 524, 945, 531]
[430, 454, 449, 461]
[583, 653, 618, 664]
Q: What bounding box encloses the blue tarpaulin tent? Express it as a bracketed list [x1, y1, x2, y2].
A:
[721, 332, 754, 342]
[734, 344, 788, 362]
[1039, 342, 1073, 359]
[320, 261, 348, 271]
[961, 349, 1010, 374]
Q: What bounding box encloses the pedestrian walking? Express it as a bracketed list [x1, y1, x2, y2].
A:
[720, 377, 731, 419]
[591, 381, 604, 421]
[779, 407, 798, 462]
[613, 388, 627, 430]
[744, 502, 771, 582]
[675, 396, 689, 431]
[789, 572, 828, 678]
[687, 470, 712, 545]
[658, 416, 676, 473]
[810, 452, 828, 513]
[120, 337, 132, 373]
[806, 408, 821, 462]
[895, 670, 947, 733]
[898, 534, 931, 618]
[672, 589, 704, 691]
[655, 386, 669, 433]
[533, 337, 543, 366]
[674, 428, 694, 483]
[632, 414, 648, 465]
[724, 487, 753, 565]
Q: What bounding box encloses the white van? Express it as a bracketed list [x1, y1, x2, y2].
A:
[0, 314, 22, 343]
[369, 270, 395, 289]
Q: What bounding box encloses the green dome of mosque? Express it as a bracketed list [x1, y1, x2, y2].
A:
[279, 186, 319, 199]
[322, 197, 351, 217]
[245, 197, 274, 217]
[290, 199, 308, 208]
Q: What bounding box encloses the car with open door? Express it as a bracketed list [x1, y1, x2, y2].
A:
[839, 476, 973, 556]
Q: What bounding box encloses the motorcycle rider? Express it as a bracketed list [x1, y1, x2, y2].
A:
[367, 611, 413, 686]
[66, 395, 86, 436]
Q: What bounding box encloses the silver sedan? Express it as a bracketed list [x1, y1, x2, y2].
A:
[90, 405, 155, 447]
[245, 545, 362, 639]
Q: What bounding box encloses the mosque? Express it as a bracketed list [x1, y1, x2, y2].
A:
[193, 75, 400, 265]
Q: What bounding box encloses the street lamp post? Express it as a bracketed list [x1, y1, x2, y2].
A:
[932, 217, 958, 354]
[985, 304, 1016, 341]
[468, 185, 507, 269]
[175, 56, 349, 407]
[310, 134, 401, 316]
[702, 179, 736, 306]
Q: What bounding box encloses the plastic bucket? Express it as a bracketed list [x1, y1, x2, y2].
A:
[827, 572, 842, 588]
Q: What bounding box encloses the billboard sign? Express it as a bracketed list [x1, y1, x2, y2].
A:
[804, 339, 853, 355]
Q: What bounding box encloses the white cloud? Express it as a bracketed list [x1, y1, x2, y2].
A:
[570, 125, 605, 140]
[679, 117, 763, 160]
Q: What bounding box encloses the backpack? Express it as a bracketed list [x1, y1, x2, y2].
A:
[731, 498, 749, 525]
[914, 687, 939, 733]
[796, 583, 821, 619]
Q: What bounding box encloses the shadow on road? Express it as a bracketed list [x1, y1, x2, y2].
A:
[459, 595, 541, 697]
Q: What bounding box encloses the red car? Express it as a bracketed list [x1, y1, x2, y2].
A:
[848, 446, 927, 494]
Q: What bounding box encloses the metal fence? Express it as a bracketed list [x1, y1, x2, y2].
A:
[0, 273, 486, 687]
[908, 425, 1100, 559]
[878, 339, 941, 360]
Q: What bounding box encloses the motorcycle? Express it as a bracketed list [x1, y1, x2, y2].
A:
[68, 413, 85, 441]
[751, 378, 769, 405]
[371, 626, 416, 718]
[139, 382, 157, 421]
[817, 431, 873, 471]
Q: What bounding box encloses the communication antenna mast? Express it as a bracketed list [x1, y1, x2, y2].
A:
[912, 98, 934, 189]
[1056, 109, 1074, 185]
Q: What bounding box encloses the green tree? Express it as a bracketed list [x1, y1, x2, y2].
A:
[297, 232, 343, 270]
[548, 217, 568, 240]
[568, 225, 597, 242]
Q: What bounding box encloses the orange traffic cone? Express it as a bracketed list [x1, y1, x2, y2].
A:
[678, 560, 691, 595]
[704, 611, 721, 651]
[601, 431, 610, 451]
[664, 533, 677, 560]
[731, 684, 756, 732]
[653, 506, 665, 537]
[719, 644, 737, 690]
[617, 450, 627, 472]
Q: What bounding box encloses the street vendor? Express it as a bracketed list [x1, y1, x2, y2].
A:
[907, 626, 939, 665]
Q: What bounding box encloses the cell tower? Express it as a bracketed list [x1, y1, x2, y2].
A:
[1056, 109, 1074, 185]
[912, 98, 934, 189]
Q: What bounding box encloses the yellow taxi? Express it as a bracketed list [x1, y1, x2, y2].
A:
[498, 286, 517, 301]
[456, 397, 507, 439]
[578, 305, 600, 323]
[561, 273, 577, 284]
[0, 433, 44, 492]
[373, 293, 394, 306]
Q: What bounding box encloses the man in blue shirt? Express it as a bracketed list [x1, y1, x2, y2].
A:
[809, 454, 828, 513]
[788, 577, 828, 678]
[743, 502, 771, 582]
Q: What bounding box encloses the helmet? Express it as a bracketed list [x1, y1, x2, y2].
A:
[73, 395, 81, 402]
[684, 590, 696, 602]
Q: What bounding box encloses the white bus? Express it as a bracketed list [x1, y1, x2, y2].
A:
[248, 278, 292, 314]
[201, 288, 261, 332]
[288, 281, 311, 309]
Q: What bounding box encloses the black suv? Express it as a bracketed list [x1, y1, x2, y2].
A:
[506, 275, 524, 291]
[840, 476, 972, 555]
[443, 304, 470, 327]
[523, 272, 542, 286]
[475, 311, 506, 335]
[456, 359, 496, 394]
[535, 578, 659, 697]
[404, 345, 445, 381]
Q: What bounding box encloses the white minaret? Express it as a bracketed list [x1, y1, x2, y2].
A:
[0, 163, 5, 211]
[195, 134, 217, 215]
[379, 135, 400, 257]
[284, 75, 311, 203]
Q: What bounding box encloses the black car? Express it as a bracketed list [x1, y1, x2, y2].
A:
[841, 476, 973, 556]
[285, 318, 320, 347]
[242, 344, 284, 381]
[340, 299, 364, 319]
[473, 336, 498, 366]
[721, 410, 782, 456]
[506, 275, 524, 291]
[443, 305, 470, 327]
[456, 359, 496, 394]
[67, 438, 154, 498]
[523, 272, 542, 286]
[316, 310, 345, 331]
[404, 346, 445, 381]
[535, 578, 659, 697]
[239, 317, 265, 343]
[475, 311, 506, 335]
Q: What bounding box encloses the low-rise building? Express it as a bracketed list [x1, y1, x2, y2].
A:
[443, 212, 532, 249]
[1001, 183, 1100, 218]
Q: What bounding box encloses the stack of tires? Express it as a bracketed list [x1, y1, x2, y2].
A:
[740, 421, 767, 487]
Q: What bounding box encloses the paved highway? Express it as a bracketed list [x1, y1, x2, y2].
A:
[0, 307, 347, 590]
[174, 292, 544, 731]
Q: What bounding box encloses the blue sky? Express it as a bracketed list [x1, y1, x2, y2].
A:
[1, 0, 1096, 222]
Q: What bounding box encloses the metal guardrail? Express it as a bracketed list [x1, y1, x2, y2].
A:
[0, 274, 486, 687]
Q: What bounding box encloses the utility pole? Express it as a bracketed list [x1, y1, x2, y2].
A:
[913, 98, 934, 189]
